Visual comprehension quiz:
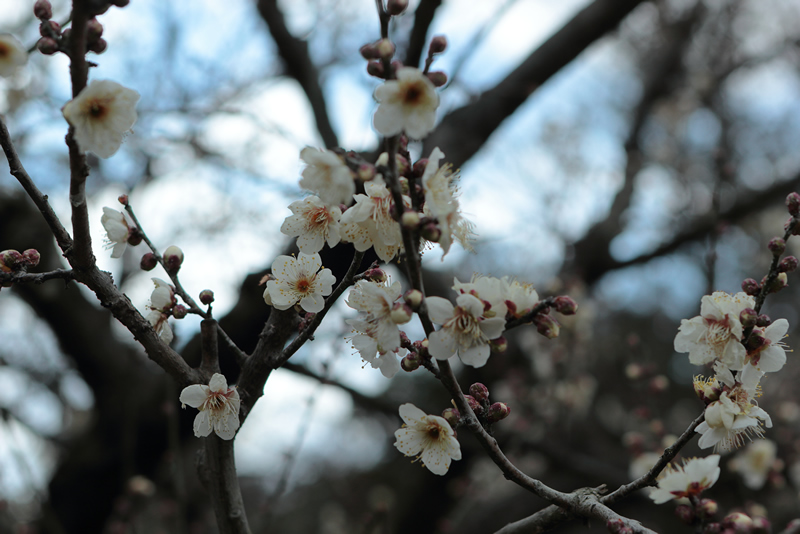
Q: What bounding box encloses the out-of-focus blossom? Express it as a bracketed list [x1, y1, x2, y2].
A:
[299, 147, 355, 206]
[729, 439, 778, 490]
[0, 34, 27, 76]
[373, 67, 439, 139]
[649, 455, 720, 504]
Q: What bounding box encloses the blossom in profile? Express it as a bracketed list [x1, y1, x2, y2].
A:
[729, 439, 778, 490]
[280, 196, 342, 254]
[340, 179, 409, 262]
[299, 147, 355, 206]
[696, 384, 772, 451]
[744, 318, 789, 375]
[426, 293, 506, 367]
[394, 403, 461, 475]
[62, 80, 140, 158]
[501, 276, 540, 318]
[100, 207, 134, 258]
[264, 253, 335, 313]
[0, 34, 27, 77]
[649, 455, 720, 504]
[346, 279, 403, 352]
[179, 373, 241, 440]
[373, 67, 439, 139]
[147, 278, 176, 344]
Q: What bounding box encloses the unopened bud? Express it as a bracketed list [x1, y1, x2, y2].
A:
[534, 314, 560, 339]
[390, 302, 413, 324]
[426, 71, 447, 87]
[88, 38, 107, 54]
[34, 0, 52, 20]
[37, 37, 59, 55]
[765, 272, 789, 294]
[387, 0, 408, 16]
[675, 504, 694, 525]
[412, 158, 428, 179]
[768, 237, 786, 256]
[1, 250, 23, 271]
[625, 363, 644, 380]
[741, 278, 760, 296]
[357, 163, 376, 181]
[364, 266, 387, 283]
[366, 61, 384, 78]
[401, 211, 420, 228]
[39, 20, 60, 37]
[401, 352, 421, 371]
[359, 42, 380, 60]
[490, 336, 507, 353]
[163, 245, 184, 274]
[722, 512, 753, 533]
[420, 221, 441, 242]
[756, 314, 771, 327]
[469, 383, 489, 402]
[553, 295, 578, 315]
[429, 35, 447, 55]
[86, 18, 104, 42]
[702, 523, 722, 534]
[398, 290, 421, 312]
[172, 304, 188, 319]
[487, 402, 511, 423]
[740, 308, 758, 328]
[139, 253, 157, 271]
[696, 498, 718, 519]
[395, 154, 409, 176]
[464, 394, 482, 415]
[199, 289, 215, 305]
[787, 192, 800, 216]
[117, 194, 129, 206]
[441, 407, 460, 428]
[376, 39, 395, 60]
[779, 256, 798, 273]
[22, 249, 40, 267]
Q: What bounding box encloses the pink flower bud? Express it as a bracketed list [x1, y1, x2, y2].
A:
[420, 221, 441, 243]
[675, 504, 695, 525]
[199, 289, 215, 305]
[403, 289, 423, 310]
[741, 278, 760, 296]
[534, 314, 560, 339]
[359, 43, 380, 60]
[412, 158, 428, 178]
[696, 498, 718, 519]
[468, 383, 489, 402]
[376, 39, 395, 60]
[86, 18, 104, 42]
[88, 38, 108, 54]
[390, 302, 413, 324]
[739, 308, 757, 328]
[387, 0, 408, 15]
[39, 20, 60, 37]
[357, 163, 376, 181]
[366, 61, 384, 78]
[490, 336, 508, 354]
[365, 266, 387, 283]
[756, 314, 771, 327]
[779, 256, 798, 273]
[34, 0, 52, 20]
[487, 403, 510, 423]
[787, 192, 800, 216]
[163, 245, 184, 275]
[441, 407, 460, 428]
[768, 237, 786, 256]
[722, 512, 753, 533]
[22, 249, 40, 268]
[126, 230, 143, 247]
[764, 272, 788, 294]
[37, 37, 59, 55]
[117, 194, 129, 206]
[553, 295, 578, 315]
[172, 304, 188, 319]
[140, 253, 157, 271]
[1, 250, 23, 271]
[426, 71, 447, 87]
[649, 375, 669, 394]
[751, 517, 770, 534]
[463, 394, 482, 415]
[429, 35, 447, 55]
[401, 352, 421, 372]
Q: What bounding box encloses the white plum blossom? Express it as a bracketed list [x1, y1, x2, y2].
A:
[420, 147, 474, 257]
[179, 373, 241, 440]
[346, 280, 403, 352]
[696, 382, 772, 451]
[0, 34, 27, 77]
[730, 439, 778, 490]
[62, 80, 140, 158]
[374, 67, 439, 139]
[100, 207, 134, 258]
[675, 291, 754, 383]
[280, 196, 342, 253]
[427, 293, 506, 368]
[453, 274, 508, 319]
[147, 278, 176, 344]
[649, 455, 721, 504]
[394, 403, 461, 475]
[340, 179, 410, 262]
[350, 334, 405, 378]
[501, 276, 540, 318]
[299, 147, 355, 206]
[744, 318, 789, 375]
[264, 253, 335, 313]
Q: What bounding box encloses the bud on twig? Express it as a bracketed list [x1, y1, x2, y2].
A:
[741, 278, 760, 296]
[756, 314, 771, 327]
[534, 314, 560, 339]
[779, 256, 798, 273]
[140, 252, 157, 271]
[426, 71, 447, 87]
[441, 407, 460, 428]
[387, 0, 408, 16]
[768, 237, 786, 256]
[22, 249, 40, 268]
[403, 289, 423, 310]
[163, 245, 184, 275]
[486, 402, 511, 423]
[469, 383, 489, 403]
[37, 37, 59, 55]
[429, 35, 447, 55]
[376, 39, 395, 60]
[390, 302, 413, 324]
[359, 43, 380, 60]
[366, 61, 384, 78]
[786, 192, 800, 216]
[401, 211, 420, 228]
[401, 352, 421, 372]
[34, 0, 53, 20]
[553, 296, 578, 315]
[675, 504, 694, 525]
[199, 289, 215, 305]
[464, 394, 482, 415]
[172, 304, 188, 319]
[739, 308, 757, 328]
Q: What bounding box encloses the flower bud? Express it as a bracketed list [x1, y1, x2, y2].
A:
[420, 221, 441, 242]
[357, 163, 376, 181]
[779, 255, 799, 273]
[787, 192, 800, 216]
[364, 266, 387, 283]
[172, 304, 188, 319]
[722, 512, 753, 533]
[739, 308, 757, 328]
[403, 289, 423, 310]
[22, 249, 40, 268]
[756, 314, 771, 327]
[490, 336, 508, 354]
[426, 71, 447, 87]
[37, 37, 59, 55]
[741, 278, 760, 296]
[401, 211, 420, 228]
[387, 0, 408, 15]
[765, 272, 789, 294]
[429, 35, 447, 55]
[86, 18, 104, 42]
[376, 38, 395, 60]
[39, 20, 60, 37]
[401, 352, 421, 372]
[702, 523, 722, 534]
[696, 498, 718, 520]
[34, 0, 52, 20]
[88, 38, 108, 54]
[163, 245, 184, 275]
[390, 302, 413, 324]
[534, 314, 560, 339]
[464, 394, 482, 415]
[553, 295, 578, 315]
[359, 42, 380, 60]
[768, 237, 786, 256]
[441, 407, 460, 428]
[366, 60, 384, 78]
[117, 194, 129, 206]
[126, 230, 143, 247]
[140, 252, 157, 271]
[606, 519, 633, 534]
[1, 250, 23, 271]
[675, 504, 695, 525]
[487, 402, 511, 423]
[199, 289, 215, 305]
[469, 383, 489, 402]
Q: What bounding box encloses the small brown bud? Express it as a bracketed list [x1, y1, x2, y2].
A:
[88, 38, 107, 54]
[553, 295, 578, 315]
[37, 37, 59, 55]
[787, 192, 800, 216]
[140, 253, 157, 271]
[359, 43, 380, 60]
[387, 0, 408, 15]
[366, 61, 384, 78]
[364, 266, 387, 283]
[426, 71, 447, 87]
[534, 314, 560, 339]
[86, 18, 104, 42]
[429, 35, 447, 55]
[741, 278, 760, 296]
[34, 0, 53, 20]
[412, 158, 428, 178]
[464, 394, 482, 415]
[779, 256, 798, 273]
[469, 383, 489, 402]
[756, 314, 771, 327]
[490, 336, 507, 354]
[768, 237, 786, 256]
[401, 352, 421, 372]
[420, 221, 441, 243]
[1, 250, 24, 271]
[126, 230, 143, 247]
[117, 194, 129, 206]
[199, 289, 215, 305]
[486, 402, 511, 423]
[403, 289, 423, 309]
[172, 304, 188, 319]
[696, 498, 718, 519]
[39, 20, 60, 37]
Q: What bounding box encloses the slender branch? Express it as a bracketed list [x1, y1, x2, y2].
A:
[403, 0, 443, 68]
[200, 318, 221, 376]
[0, 269, 74, 285]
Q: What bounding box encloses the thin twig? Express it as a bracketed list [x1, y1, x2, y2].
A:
[0, 269, 74, 285]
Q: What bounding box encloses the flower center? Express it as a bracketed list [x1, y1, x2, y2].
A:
[88, 99, 108, 118]
[295, 276, 312, 294]
[0, 44, 9, 58]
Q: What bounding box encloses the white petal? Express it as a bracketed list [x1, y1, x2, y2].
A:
[179, 385, 209, 408]
[193, 411, 212, 437]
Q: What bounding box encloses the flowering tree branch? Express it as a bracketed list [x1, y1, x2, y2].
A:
[0, 268, 74, 285]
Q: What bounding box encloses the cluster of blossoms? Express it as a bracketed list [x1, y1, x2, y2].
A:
[674, 291, 788, 451]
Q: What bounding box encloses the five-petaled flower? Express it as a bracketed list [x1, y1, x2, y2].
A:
[649, 455, 720, 504]
[280, 195, 342, 254]
[299, 147, 355, 206]
[394, 403, 461, 475]
[62, 79, 140, 158]
[100, 207, 134, 258]
[373, 67, 439, 139]
[264, 253, 336, 313]
[179, 373, 241, 440]
[340, 179, 409, 262]
[0, 34, 27, 77]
